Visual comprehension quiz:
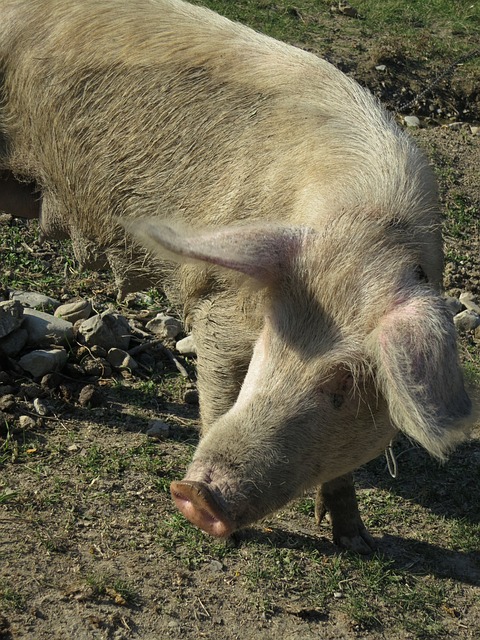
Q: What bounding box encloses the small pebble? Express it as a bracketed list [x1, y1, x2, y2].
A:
[19, 415, 37, 429]
[0, 394, 15, 411]
[184, 388, 199, 405]
[454, 309, 480, 332]
[146, 420, 170, 439]
[404, 115, 420, 128]
[459, 291, 480, 315]
[146, 313, 183, 340]
[176, 335, 197, 356]
[78, 384, 103, 407]
[33, 398, 49, 416]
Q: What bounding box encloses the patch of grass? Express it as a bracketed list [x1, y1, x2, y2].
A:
[151, 487, 465, 634]
[111, 372, 189, 408]
[444, 195, 479, 240]
[85, 573, 139, 606]
[296, 496, 315, 517]
[128, 440, 193, 491]
[194, 0, 480, 67]
[0, 582, 25, 611]
[74, 444, 133, 480]
[70, 439, 191, 490]
[336, 555, 444, 634]
[192, 0, 327, 43]
[0, 490, 16, 504]
[157, 373, 189, 403]
[0, 425, 43, 466]
[156, 511, 232, 569]
[0, 424, 16, 465]
[0, 220, 69, 291]
[137, 379, 160, 397]
[0, 218, 112, 298]
[359, 0, 479, 53]
[227, 535, 462, 636]
[464, 361, 480, 387]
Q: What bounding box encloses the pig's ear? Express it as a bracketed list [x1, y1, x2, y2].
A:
[122, 218, 307, 282]
[367, 296, 473, 460]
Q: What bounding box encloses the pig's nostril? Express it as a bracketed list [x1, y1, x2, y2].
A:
[170, 480, 234, 538]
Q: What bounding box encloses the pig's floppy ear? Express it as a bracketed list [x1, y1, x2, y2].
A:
[122, 217, 307, 283]
[367, 296, 472, 460]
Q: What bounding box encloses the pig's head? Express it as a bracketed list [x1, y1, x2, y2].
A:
[127, 217, 473, 538]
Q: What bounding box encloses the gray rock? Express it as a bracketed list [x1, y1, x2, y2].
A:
[90, 344, 108, 359]
[78, 311, 131, 350]
[40, 372, 63, 391]
[33, 397, 50, 416]
[63, 363, 85, 378]
[18, 415, 37, 429]
[208, 560, 224, 572]
[23, 308, 74, 346]
[0, 299, 24, 339]
[0, 394, 15, 410]
[175, 335, 197, 356]
[10, 290, 60, 310]
[0, 372, 12, 384]
[184, 388, 199, 405]
[459, 291, 480, 315]
[146, 420, 170, 439]
[78, 384, 103, 407]
[444, 296, 463, 317]
[82, 357, 112, 378]
[453, 309, 480, 332]
[146, 313, 182, 340]
[18, 348, 69, 377]
[107, 348, 138, 370]
[54, 299, 92, 323]
[0, 327, 28, 356]
[404, 115, 420, 128]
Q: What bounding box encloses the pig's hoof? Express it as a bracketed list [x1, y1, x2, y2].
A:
[334, 527, 376, 555]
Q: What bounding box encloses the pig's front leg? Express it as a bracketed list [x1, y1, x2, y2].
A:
[315, 473, 375, 554]
[190, 294, 260, 427]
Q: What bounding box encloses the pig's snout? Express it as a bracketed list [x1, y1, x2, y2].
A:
[170, 480, 234, 538]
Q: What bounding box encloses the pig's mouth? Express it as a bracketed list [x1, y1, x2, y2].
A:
[170, 480, 236, 538]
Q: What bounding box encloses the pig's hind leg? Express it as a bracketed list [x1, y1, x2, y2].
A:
[315, 473, 376, 554]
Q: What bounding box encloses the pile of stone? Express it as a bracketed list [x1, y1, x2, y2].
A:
[447, 291, 480, 336]
[0, 289, 198, 419]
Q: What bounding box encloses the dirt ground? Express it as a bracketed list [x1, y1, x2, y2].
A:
[1, 5, 480, 640]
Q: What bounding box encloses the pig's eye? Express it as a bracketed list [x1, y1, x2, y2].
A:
[414, 264, 428, 283]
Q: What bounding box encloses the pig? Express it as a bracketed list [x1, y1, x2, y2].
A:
[0, 0, 474, 553]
